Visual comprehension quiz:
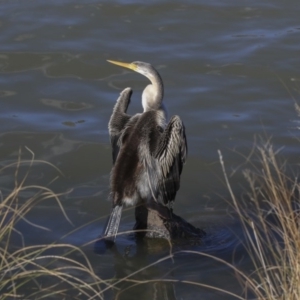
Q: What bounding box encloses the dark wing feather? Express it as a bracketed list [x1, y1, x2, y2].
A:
[108, 88, 132, 163]
[155, 115, 187, 204]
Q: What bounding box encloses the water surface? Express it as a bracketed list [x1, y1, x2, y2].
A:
[1, 1, 300, 299]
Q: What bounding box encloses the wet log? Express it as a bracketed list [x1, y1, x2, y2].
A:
[134, 201, 205, 244]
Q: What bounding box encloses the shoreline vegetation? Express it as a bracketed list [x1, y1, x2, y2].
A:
[218, 141, 300, 299]
[0, 148, 105, 299]
[1, 143, 299, 299]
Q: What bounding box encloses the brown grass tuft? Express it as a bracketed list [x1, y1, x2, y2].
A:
[0, 148, 105, 299]
[219, 142, 300, 299]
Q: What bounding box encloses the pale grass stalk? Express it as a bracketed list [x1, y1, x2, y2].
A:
[219, 143, 300, 299]
[0, 148, 105, 300]
[96, 247, 261, 300]
[3, 143, 300, 299]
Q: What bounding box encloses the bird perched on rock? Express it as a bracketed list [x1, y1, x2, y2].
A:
[103, 60, 187, 243]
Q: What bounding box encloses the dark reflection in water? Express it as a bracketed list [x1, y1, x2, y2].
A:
[93, 219, 245, 300]
[100, 240, 178, 300]
[0, 0, 300, 298]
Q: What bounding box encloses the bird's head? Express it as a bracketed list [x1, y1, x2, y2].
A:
[107, 60, 157, 81]
[107, 59, 164, 112]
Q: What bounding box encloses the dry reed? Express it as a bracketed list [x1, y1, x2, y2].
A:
[2, 141, 299, 300]
[219, 142, 300, 300]
[110, 143, 300, 299]
[0, 148, 106, 299]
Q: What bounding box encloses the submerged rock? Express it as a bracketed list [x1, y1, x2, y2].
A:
[94, 202, 205, 255]
[134, 201, 205, 244]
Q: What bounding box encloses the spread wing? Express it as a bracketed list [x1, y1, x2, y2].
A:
[154, 115, 187, 205]
[108, 88, 132, 164]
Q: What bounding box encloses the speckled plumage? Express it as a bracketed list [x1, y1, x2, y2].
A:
[103, 61, 187, 242]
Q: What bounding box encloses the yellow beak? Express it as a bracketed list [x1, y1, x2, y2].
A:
[107, 60, 137, 71]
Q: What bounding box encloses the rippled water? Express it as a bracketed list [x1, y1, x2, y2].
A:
[1, 1, 300, 299]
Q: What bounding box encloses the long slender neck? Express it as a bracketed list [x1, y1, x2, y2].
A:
[150, 69, 164, 103]
[142, 69, 164, 112]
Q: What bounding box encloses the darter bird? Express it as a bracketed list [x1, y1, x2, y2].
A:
[102, 60, 187, 243]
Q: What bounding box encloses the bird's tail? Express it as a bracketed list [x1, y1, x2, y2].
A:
[102, 205, 123, 243]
